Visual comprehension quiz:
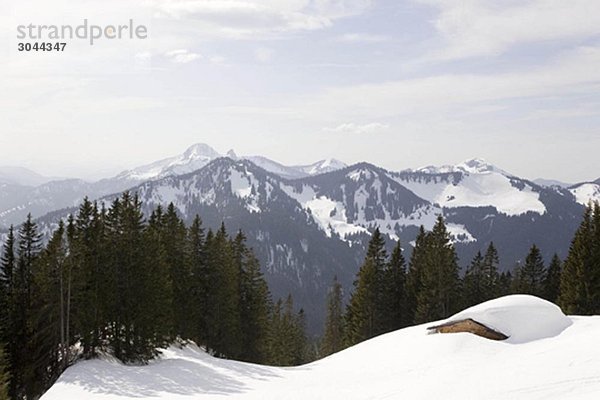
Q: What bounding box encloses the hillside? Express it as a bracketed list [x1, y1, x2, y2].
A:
[41, 296, 600, 400]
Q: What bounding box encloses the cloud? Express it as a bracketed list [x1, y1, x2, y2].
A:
[308, 45, 600, 119]
[324, 122, 390, 134]
[254, 47, 274, 63]
[331, 33, 389, 43]
[150, 0, 373, 38]
[416, 0, 600, 60]
[165, 49, 202, 63]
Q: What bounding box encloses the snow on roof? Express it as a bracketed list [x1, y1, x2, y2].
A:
[444, 295, 572, 344]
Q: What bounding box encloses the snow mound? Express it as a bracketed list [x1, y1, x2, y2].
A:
[445, 295, 572, 343]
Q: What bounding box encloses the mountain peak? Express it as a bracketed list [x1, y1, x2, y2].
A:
[226, 149, 238, 160]
[456, 158, 503, 174]
[415, 158, 509, 176]
[182, 143, 221, 160]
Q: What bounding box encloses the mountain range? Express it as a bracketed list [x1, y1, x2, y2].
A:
[1, 144, 599, 333]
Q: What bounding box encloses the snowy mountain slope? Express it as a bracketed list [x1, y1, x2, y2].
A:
[282, 163, 440, 241]
[292, 158, 348, 176]
[114, 143, 222, 182]
[41, 296, 600, 400]
[242, 155, 308, 180]
[414, 158, 509, 176]
[392, 160, 546, 216]
[569, 182, 600, 205]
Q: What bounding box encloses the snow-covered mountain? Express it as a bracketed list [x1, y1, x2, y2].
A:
[392, 161, 546, 216]
[28, 157, 588, 333]
[114, 143, 221, 181]
[413, 158, 509, 176]
[293, 158, 348, 176]
[569, 182, 600, 205]
[115, 144, 348, 182]
[41, 295, 600, 400]
[0, 144, 348, 228]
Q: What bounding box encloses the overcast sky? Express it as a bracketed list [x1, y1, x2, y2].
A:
[1, 0, 599, 182]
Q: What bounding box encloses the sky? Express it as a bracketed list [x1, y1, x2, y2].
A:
[0, 0, 599, 183]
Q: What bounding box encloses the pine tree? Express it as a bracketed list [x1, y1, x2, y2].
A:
[267, 295, 308, 366]
[497, 270, 513, 297]
[381, 240, 408, 331]
[70, 198, 107, 358]
[162, 203, 191, 339]
[559, 203, 600, 314]
[0, 345, 9, 400]
[13, 214, 42, 399]
[321, 276, 344, 356]
[481, 242, 500, 298]
[544, 254, 562, 303]
[235, 231, 271, 363]
[414, 216, 460, 323]
[344, 228, 387, 346]
[186, 215, 208, 346]
[514, 244, 546, 296]
[29, 221, 69, 394]
[204, 224, 242, 358]
[405, 226, 427, 324]
[463, 251, 485, 308]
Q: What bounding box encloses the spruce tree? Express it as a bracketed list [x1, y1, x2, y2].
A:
[29, 221, 69, 394]
[414, 216, 460, 323]
[321, 276, 344, 356]
[186, 215, 208, 346]
[344, 228, 387, 346]
[0, 345, 9, 400]
[544, 254, 562, 303]
[381, 240, 407, 331]
[463, 251, 484, 308]
[235, 231, 271, 363]
[514, 244, 546, 296]
[204, 224, 242, 358]
[406, 226, 427, 324]
[162, 203, 191, 339]
[559, 203, 600, 314]
[14, 214, 42, 399]
[481, 242, 500, 298]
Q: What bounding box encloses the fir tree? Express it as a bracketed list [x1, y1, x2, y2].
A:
[559, 203, 600, 314]
[381, 240, 408, 331]
[321, 276, 344, 357]
[186, 215, 208, 346]
[414, 216, 460, 323]
[14, 214, 42, 399]
[0, 345, 9, 400]
[544, 254, 562, 303]
[514, 244, 546, 296]
[235, 231, 271, 363]
[405, 226, 427, 324]
[481, 242, 500, 298]
[463, 251, 485, 308]
[344, 229, 387, 346]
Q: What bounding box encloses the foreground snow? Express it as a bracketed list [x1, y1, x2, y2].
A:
[42, 296, 600, 400]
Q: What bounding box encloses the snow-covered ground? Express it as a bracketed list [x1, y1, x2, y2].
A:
[41, 296, 600, 400]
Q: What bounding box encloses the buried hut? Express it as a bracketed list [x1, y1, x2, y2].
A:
[427, 318, 509, 341]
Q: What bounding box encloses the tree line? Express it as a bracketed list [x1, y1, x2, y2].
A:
[321, 202, 600, 356]
[0, 193, 310, 400]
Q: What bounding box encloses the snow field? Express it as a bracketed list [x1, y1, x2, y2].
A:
[42, 296, 600, 400]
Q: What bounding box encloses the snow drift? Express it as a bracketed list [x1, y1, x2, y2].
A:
[41, 295, 600, 400]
